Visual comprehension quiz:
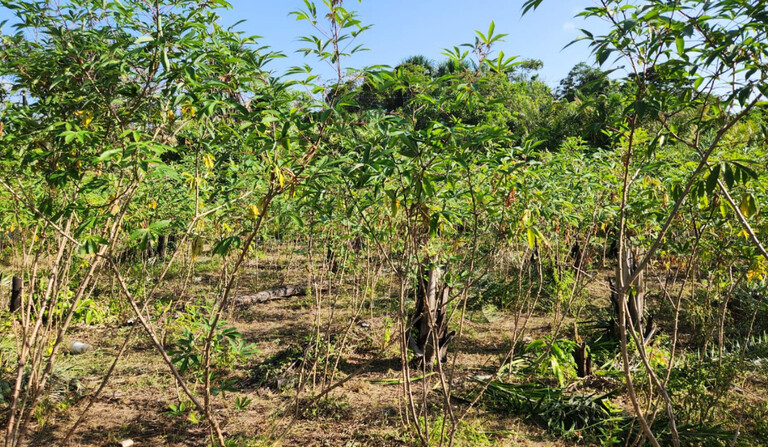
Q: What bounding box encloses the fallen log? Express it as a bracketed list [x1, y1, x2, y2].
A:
[235, 285, 310, 306]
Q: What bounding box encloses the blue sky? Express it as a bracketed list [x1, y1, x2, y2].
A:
[0, 0, 611, 88]
[217, 0, 611, 87]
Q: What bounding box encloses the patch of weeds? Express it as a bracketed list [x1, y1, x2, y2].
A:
[453, 418, 493, 447]
[743, 400, 768, 446]
[224, 434, 280, 447]
[246, 336, 340, 391]
[30, 368, 87, 429]
[381, 317, 394, 349]
[661, 335, 768, 442]
[478, 379, 736, 446]
[731, 280, 768, 336]
[478, 380, 625, 444]
[74, 297, 114, 325]
[194, 257, 224, 274]
[0, 326, 15, 404]
[502, 336, 578, 387]
[650, 419, 733, 447]
[298, 396, 350, 421]
[661, 351, 753, 446]
[165, 400, 202, 426]
[735, 332, 768, 362]
[351, 328, 377, 355]
[407, 416, 492, 447]
[474, 274, 520, 311]
[234, 395, 252, 411]
[287, 294, 315, 310]
[166, 301, 258, 400]
[0, 378, 10, 405]
[50, 291, 114, 326]
[33, 398, 58, 429]
[246, 344, 304, 390]
[168, 302, 258, 373]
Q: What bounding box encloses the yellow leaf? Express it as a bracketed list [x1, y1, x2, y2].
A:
[740, 229, 749, 240]
[247, 204, 260, 220]
[526, 227, 536, 249]
[522, 210, 531, 227]
[255, 198, 270, 221]
[740, 196, 750, 216]
[181, 172, 205, 191]
[75, 110, 93, 128]
[203, 153, 215, 170]
[192, 237, 203, 260]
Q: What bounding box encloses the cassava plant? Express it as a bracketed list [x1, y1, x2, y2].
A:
[0, 0, 293, 444]
[522, 1, 768, 445]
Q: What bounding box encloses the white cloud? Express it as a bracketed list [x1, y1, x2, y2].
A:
[562, 21, 576, 32]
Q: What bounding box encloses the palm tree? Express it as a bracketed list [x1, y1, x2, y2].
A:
[435, 58, 471, 77]
[398, 55, 436, 77]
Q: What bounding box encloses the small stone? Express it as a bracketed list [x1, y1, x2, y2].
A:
[118, 440, 134, 447]
[69, 342, 93, 354]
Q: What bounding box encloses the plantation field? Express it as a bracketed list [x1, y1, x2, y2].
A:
[1, 0, 768, 446]
[2, 246, 637, 447]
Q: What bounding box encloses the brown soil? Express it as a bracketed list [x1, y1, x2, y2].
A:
[7, 253, 610, 447]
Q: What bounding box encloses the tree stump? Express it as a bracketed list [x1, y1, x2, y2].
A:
[168, 234, 178, 252]
[10, 276, 22, 313]
[408, 265, 455, 367]
[572, 341, 592, 377]
[156, 234, 167, 259]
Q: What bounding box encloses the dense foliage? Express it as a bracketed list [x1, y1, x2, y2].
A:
[0, 0, 767, 446]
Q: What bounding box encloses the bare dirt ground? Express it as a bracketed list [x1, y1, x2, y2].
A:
[8, 252, 609, 447]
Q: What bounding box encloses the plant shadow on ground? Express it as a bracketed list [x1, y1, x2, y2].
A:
[11, 252, 764, 447]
